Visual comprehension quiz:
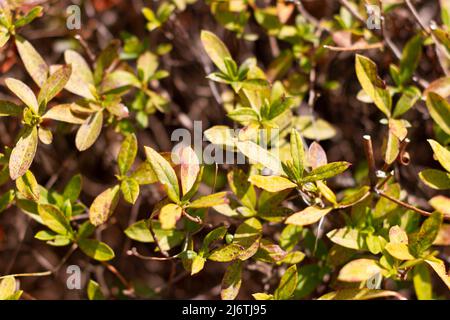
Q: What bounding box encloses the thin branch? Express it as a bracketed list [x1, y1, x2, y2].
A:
[405, 0, 431, 35]
[377, 190, 448, 220]
[127, 247, 177, 261]
[363, 135, 378, 189]
[101, 262, 135, 296]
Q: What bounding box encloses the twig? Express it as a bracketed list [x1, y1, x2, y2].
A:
[182, 210, 203, 224]
[377, 190, 447, 220]
[127, 247, 177, 261]
[101, 262, 135, 296]
[405, 0, 431, 36]
[363, 135, 377, 189]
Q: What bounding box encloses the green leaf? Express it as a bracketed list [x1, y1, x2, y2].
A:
[426, 92, 450, 135]
[428, 139, 450, 172]
[78, 239, 115, 261]
[118, 133, 137, 175]
[227, 107, 260, 123]
[64, 50, 95, 99]
[393, 86, 421, 118]
[232, 217, 262, 260]
[200, 226, 228, 256]
[130, 162, 158, 185]
[15, 170, 39, 201]
[419, 169, 450, 190]
[94, 41, 119, 85]
[399, 35, 423, 85]
[5, 78, 39, 113]
[37, 64, 72, 106]
[200, 30, 232, 74]
[124, 220, 154, 243]
[189, 192, 228, 209]
[38, 204, 73, 236]
[0, 190, 14, 214]
[413, 263, 432, 300]
[0, 100, 21, 117]
[144, 146, 180, 203]
[208, 243, 244, 262]
[87, 280, 105, 300]
[274, 265, 297, 300]
[285, 207, 332, 226]
[355, 54, 391, 117]
[89, 185, 120, 226]
[75, 111, 103, 151]
[236, 140, 282, 174]
[301, 162, 351, 183]
[15, 36, 48, 87]
[409, 211, 443, 256]
[159, 203, 182, 229]
[221, 260, 243, 300]
[290, 129, 306, 178]
[63, 174, 82, 202]
[9, 126, 38, 180]
[121, 178, 139, 204]
[42, 104, 87, 124]
[249, 175, 296, 192]
[14, 6, 43, 28]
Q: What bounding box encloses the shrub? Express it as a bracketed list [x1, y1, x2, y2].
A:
[0, 0, 449, 300]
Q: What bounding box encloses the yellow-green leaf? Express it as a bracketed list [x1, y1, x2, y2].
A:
[355, 54, 391, 117]
[42, 104, 87, 124]
[338, 259, 382, 282]
[78, 239, 115, 261]
[419, 169, 450, 190]
[89, 185, 120, 226]
[15, 36, 48, 87]
[159, 203, 182, 229]
[64, 49, 95, 99]
[385, 243, 415, 260]
[221, 260, 243, 300]
[9, 126, 38, 180]
[189, 191, 228, 209]
[208, 243, 244, 262]
[301, 162, 351, 183]
[249, 175, 296, 192]
[274, 265, 297, 300]
[15, 170, 39, 201]
[75, 111, 103, 151]
[426, 92, 450, 134]
[38, 204, 72, 236]
[285, 207, 332, 226]
[144, 146, 180, 203]
[38, 64, 72, 105]
[236, 140, 282, 174]
[118, 133, 137, 175]
[200, 30, 232, 74]
[413, 263, 432, 300]
[121, 178, 139, 204]
[87, 280, 105, 300]
[428, 139, 450, 172]
[5, 78, 38, 113]
[425, 258, 450, 290]
[178, 145, 200, 195]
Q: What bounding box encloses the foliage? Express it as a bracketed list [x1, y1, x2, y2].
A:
[0, 0, 449, 301]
